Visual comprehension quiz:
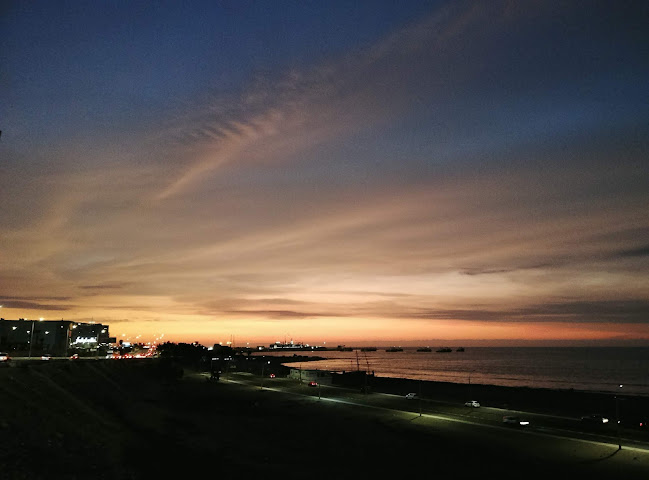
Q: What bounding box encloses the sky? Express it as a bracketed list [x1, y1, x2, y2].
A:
[1, 1, 648, 347]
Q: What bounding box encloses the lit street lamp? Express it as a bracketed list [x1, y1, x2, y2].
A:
[260, 360, 270, 390]
[616, 384, 624, 450]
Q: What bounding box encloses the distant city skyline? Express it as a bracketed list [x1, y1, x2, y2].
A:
[2, 1, 648, 346]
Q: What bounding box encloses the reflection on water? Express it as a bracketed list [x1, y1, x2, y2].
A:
[258, 347, 649, 396]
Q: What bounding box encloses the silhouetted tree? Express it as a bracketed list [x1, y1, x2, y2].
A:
[158, 341, 208, 370]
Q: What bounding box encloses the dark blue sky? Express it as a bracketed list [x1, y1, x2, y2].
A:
[1, 1, 648, 345]
[3, 1, 437, 144]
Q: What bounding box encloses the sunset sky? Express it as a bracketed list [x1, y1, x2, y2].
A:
[2, 1, 648, 346]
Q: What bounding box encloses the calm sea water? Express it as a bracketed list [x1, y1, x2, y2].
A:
[262, 347, 649, 396]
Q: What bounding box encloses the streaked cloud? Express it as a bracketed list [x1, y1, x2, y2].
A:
[1, 1, 647, 344]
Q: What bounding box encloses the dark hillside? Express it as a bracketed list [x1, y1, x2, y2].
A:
[0, 359, 181, 479]
[2, 359, 649, 479]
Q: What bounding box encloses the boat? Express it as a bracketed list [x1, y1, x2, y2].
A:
[416, 347, 432, 352]
[456, 347, 465, 352]
[436, 347, 452, 353]
[385, 347, 403, 352]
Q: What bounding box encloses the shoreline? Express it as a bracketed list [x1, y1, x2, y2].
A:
[356, 374, 648, 419]
[255, 348, 649, 398]
[252, 354, 649, 422]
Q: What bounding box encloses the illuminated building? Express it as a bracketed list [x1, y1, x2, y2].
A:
[0, 319, 115, 356]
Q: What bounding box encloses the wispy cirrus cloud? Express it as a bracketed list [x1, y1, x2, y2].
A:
[2, 1, 648, 344]
[151, 1, 527, 201]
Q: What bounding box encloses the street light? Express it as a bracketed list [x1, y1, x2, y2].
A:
[616, 384, 623, 450]
[260, 360, 270, 390]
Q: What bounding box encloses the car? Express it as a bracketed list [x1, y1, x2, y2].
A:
[0, 352, 10, 362]
[41, 354, 52, 360]
[70, 354, 79, 359]
[269, 373, 276, 378]
[503, 416, 529, 426]
[580, 414, 609, 424]
[465, 400, 480, 408]
[405, 393, 418, 400]
[308, 381, 318, 387]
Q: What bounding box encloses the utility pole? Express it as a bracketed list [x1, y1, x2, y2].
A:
[28, 320, 35, 358]
[616, 384, 623, 450]
[468, 371, 472, 399]
[364, 370, 368, 395]
[64, 323, 69, 357]
[419, 380, 422, 417]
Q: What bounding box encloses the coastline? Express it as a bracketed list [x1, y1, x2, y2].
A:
[357, 374, 649, 420]
[256, 347, 649, 395]
[253, 354, 649, 422]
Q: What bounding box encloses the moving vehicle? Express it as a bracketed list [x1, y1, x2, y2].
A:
[464, 400, 480, 407]
[580, 414, 609, 424]
[70, 354, 79, 360]
[0, 352, 10, 362]
[503, 416, 529, 426]
[308, 381, 318, 387]
[41, 354, 52, 360]
[405, 393, 418, 400]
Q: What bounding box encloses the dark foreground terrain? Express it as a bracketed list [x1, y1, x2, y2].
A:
[1, 359, 648, 479]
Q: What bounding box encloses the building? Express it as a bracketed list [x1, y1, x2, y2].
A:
[0, 319, 114, 357]
[69, 322, 113, 350]
[288, 368, 332, 385]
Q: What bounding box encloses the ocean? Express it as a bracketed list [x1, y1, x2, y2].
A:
[262, 347, 649, 396]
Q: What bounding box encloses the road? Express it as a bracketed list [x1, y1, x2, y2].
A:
[216, 371, 649, 452]
[191, 370, 649, 477]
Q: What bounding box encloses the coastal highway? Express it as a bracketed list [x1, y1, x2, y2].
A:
[212, 371, 649, 452]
